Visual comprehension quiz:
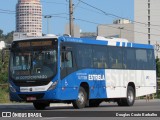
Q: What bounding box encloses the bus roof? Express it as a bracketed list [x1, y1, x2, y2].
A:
[12, 35, 154, 49]
[60, 36, 154, 49]
[13, 35, 58, 41]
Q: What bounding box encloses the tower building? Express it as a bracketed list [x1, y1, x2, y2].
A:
[16, 0, 42, 37]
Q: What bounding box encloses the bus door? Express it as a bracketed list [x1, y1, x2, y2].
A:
[60, 44, 77, 98]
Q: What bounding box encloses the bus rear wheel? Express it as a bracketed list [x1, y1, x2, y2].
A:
[72, 87, 87, 109]
[33, 101, 49, 110]
[117, 86, 135, 106]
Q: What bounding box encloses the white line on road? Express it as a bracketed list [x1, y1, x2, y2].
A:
[42, 117, 67, 120]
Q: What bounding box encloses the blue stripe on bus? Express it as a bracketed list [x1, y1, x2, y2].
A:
[127, 43, 132, 47]
[116, 42, 120, 46]
[132, 43, 153, 49]
[122, 42, 126, 47]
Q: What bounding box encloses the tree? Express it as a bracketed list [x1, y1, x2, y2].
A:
[156, 58, 160, 77]
[0, 29, 4, 41]
[0, 50, 9, 84]
[5, 31, 14, 44]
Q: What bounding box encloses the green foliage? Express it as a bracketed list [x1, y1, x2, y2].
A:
[156, 58, 160, 77]
[156, 58, 160, 99]
[0, 87, 9, 103]
[0, 49, 9, 103]
[0, 29, 13, 44]
[0, 50, 9, 84]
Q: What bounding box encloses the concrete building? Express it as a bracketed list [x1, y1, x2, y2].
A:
[97, 19, 134, 42]
[64, 24, 80, 38]
[134, 0, 160, 57]
[80, 32, 97, 38]
[16, 0, 42, 37]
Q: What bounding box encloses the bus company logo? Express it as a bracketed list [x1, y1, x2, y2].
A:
[88, 74, 105, 81]
[2, 112, 11, 117]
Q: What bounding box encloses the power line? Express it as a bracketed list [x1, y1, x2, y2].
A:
[41, 0, 67, 5]
[79, 0, 160, 27]
[0, 8, 68, 18]
[75, 1, 160, 32]
[0, 12, 15, 14]
[74, 1, 81, 10]
[0, 9, 15, 13]
[47, 13, 69, 16]
[75, 18, 160, 37]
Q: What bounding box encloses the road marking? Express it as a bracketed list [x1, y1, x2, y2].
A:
[42, 117, 67, 120]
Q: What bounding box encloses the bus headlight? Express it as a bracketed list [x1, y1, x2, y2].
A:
[9, 83, 16, 93]
[48, 81, 58, 90]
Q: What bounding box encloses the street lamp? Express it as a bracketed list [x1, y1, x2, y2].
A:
[118, 27, 124, 38]
[44, 15, 52, 34]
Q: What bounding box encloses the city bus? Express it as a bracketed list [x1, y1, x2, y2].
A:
[8, 35, 156, 110]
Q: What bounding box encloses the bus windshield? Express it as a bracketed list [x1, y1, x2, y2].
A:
[10, 40, 57, 81]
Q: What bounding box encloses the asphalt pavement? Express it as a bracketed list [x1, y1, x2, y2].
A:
[0, 99, 159, 120]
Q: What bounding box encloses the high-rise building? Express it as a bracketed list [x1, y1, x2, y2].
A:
[16, 0, 42, 37]
[134, 0, 160, 45]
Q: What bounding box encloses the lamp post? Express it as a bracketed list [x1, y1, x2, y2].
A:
[118, 27, 124, 38]
[44, 15, 52, 34]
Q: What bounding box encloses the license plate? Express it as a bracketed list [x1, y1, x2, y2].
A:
[27, 97, 36, 101]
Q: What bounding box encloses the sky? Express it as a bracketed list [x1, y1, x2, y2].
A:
[0, 0, 134, 35]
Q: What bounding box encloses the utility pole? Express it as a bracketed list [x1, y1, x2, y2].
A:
[118, 27, 124, 38]
[69, 0, 74, 37]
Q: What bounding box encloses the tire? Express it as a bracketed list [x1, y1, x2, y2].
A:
[33, 101, 49, 110]
[89, 100, 101, 107]
[117, 86, 135, 106]
[72, 87, 87, 109]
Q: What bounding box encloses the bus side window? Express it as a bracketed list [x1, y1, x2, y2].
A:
[61, 52, 73, 69]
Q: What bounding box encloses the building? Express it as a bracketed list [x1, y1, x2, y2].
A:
[16, 0, 42, 37]
[64, 24, 80, 38]
[97, 19, 134, 42]
[80, 32, 97, 39]
[134, 0, 160, 57]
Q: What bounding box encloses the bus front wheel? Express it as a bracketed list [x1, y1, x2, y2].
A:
[72, 87, 87, 109]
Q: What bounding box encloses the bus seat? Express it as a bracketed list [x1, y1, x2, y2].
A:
[98, 62, 107, 68]
[112, 63, 123, 69]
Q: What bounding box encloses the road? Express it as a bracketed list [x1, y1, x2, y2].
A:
[0, 99, 159, 120]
